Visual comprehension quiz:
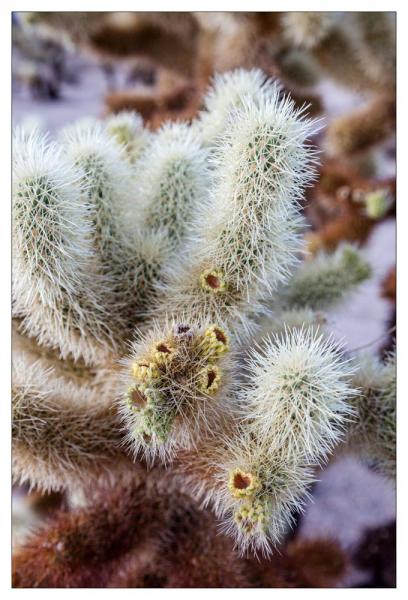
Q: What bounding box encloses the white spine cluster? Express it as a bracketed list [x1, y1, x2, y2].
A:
[137, 122, 209, 252]
[195, 68, 281, 147]
[105, 110, 150, 164]
[12, 128, 88, 308]
[12, 128, 116, 364]
[155, 92, 319, 338]
[62, 121, 163, 329]
[62, 121, 139, 259]
[241, 328, 355, 465]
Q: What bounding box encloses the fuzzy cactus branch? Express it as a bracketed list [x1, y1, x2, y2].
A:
[12, 353, 129, 492]
[61, 121, 155, 331]
[136, 122, 209, 253]
[153, 89, 319, 338]
[12, 128, 118, 365]
[105, 110, 150, 163]
[196, 68, 280, 146]
[278, 244, 371, 311]
[241, 328, 356, 465]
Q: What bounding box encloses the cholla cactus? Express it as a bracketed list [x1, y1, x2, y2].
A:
[12, 68, 392, 564]
[217, 434, 315, 555]
[353, 12, 396, 86]
[12, 128, 117, 364]
[12, 351, 128, 492]
[326, 95, 395, 157]
[276, 49, 322, 89]
[203, 329, 355, 554]
[291, 12, 391, 93]
[61, 120, 144, 290]
[12, 471, 347, 588]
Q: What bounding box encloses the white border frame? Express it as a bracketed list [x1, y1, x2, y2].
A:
[1, 2, 404, 597]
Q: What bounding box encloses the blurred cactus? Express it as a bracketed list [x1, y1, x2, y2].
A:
[282, 12, 339, 49]
[305, 161, 395, 254]
[278, 244, 371, 311]
[12, 65, 394, 579]
[12, 473, 347, 588]
[347, 351, 396, 480]
[326, 95, 395, 157]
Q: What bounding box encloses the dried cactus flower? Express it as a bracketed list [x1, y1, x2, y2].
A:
[228, 468, 261, 499]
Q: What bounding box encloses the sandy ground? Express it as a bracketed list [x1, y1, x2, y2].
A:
[12, 61, 396, 587]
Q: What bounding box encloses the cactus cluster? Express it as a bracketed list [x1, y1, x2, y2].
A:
[120, 319, 234, 463]
[12, 68, 395, 558]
